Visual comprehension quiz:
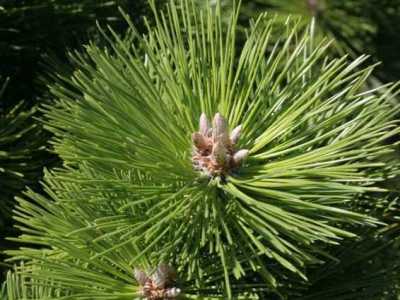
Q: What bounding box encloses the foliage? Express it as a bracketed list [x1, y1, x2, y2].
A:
[0, 78, 53, 281]
[0, 0, 158, 110]
[0, 78, 50, 232]
[3, 0, 400, 299]
[1, 264, 66, 300]
[201, 0, 400, 83]
[293, 190, 400, 299]
[295, 231, 400, 300]
[0, 0, 159, 280]
[371, 0, 400, 82]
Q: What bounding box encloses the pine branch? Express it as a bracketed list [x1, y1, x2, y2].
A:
[4, 0, 400, 298]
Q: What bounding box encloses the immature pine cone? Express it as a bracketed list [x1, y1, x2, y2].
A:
[134, 264, 180, 300]
[192, 112, 249, 177]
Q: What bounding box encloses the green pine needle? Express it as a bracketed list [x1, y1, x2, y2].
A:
[5, 0, 400, 298]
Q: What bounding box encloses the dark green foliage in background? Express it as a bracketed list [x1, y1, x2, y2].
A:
[296, 232, 400, 300]
[204, 0, 400, 84]
[0, 0, 157, 111]
[0, 79, 52, 229]
[370, 0, 400, 82]
[0, 78, 53, 277]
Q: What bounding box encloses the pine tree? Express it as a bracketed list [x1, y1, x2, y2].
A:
[3, 0, 400, 299]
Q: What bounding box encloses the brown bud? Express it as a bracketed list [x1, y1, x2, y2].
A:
[164, 287, 181, 298]
[151, 264, 176, 289]
[199, 112, 209, 136]
[230, 125, 242, 145]
[212, 141, 227, 166]
[192, 132, 208, 150]
[233, 149, 249, 165]
[212, 113, 229, 145]
[134, 268, 149, 286]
